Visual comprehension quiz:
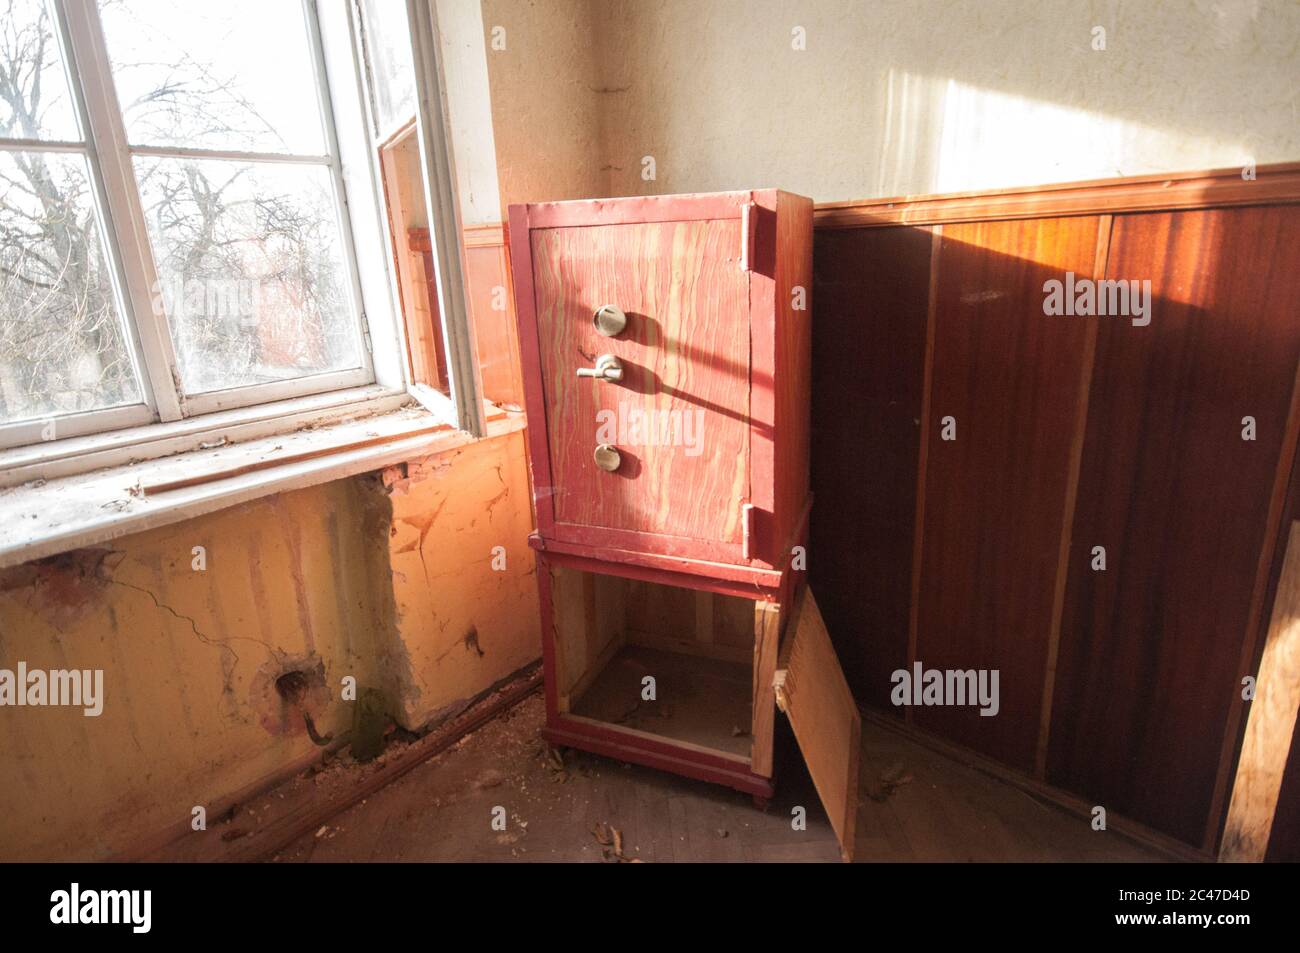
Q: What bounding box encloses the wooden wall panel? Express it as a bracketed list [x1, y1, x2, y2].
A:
[1047, 206, 1300, 846]
[464, 228, 524, 407]
[622, 576, 697, 643]
[809, 225, 931, 709]
[409, 225, 522, 406]
[811, 168, 1300, 850]
[913, 216, 1101, 770]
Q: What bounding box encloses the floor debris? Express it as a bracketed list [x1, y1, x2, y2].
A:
[592, 821, 642, 863]
[865, 761, 914, 802]
[144, 688, 1164, 863]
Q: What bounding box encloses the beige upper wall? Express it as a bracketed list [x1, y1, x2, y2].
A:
[482, 0, 1299, 206]
[481, 0, 607, 209]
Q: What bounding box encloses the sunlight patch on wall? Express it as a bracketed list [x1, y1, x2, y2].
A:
[930, 75, 1245, 195]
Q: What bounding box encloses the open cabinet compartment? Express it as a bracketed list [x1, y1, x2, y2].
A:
[538, 555, 783, 799]
[537, 552, 862, 860]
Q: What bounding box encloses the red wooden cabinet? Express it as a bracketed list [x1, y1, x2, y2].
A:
[509, 190, 814, 587]
[509, 191, 859, 860]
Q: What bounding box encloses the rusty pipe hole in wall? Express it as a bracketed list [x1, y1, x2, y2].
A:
[275, 670, 333, 747]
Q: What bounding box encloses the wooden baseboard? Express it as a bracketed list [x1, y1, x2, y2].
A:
[127, 663, 542, 863]
[109, 735, 354, 863]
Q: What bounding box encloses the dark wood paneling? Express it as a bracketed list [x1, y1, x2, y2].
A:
[464, 234, 523, 407]
[809, 226, 931, 709]
[1047, 206, 1300, 846]
[913, 217, 1101, 770]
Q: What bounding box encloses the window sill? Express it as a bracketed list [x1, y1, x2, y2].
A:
[0, 398, 525, 570]
[0, 385, 415, 486]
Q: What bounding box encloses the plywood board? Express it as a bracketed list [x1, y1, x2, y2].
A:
[1221, 520, 1300, 860]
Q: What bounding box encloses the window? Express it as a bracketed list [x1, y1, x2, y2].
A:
[356, 0, 450, 398]
[0, 0, 481, 454]
[0, 0, 147, 439]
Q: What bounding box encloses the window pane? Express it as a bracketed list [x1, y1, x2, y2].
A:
[98, 0, 325, 154]
[359, 0, 415, 135]
[0, 150, 142, 423]
[134, 157, 361, 394]
[0, 0, 81, 141]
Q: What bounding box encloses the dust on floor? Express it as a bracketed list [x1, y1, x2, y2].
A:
[161, 681, 1169, 863]
[271, 693, 842, 862]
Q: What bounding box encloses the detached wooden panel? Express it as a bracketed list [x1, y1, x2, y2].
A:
[1259, 458, 1300, 864]
[914, 216, 1101, 770]
[1223, 521, 1300, 861]
[1048, 206, 1300, 846]
[1265, 714, 1300, 861]
[810, 225, 931, 708]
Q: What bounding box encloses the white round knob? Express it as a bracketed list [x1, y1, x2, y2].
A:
[593, 444, 622, 472]
[593, 305, 628, 337]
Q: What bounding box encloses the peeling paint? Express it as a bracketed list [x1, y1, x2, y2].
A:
[250, 654, 331, 738]
[0, 432, 539, 860]
[0, 548, 121, 626]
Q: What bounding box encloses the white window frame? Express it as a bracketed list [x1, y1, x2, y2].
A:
[0, 0, 484, 469]
[341, 0, 485, 437]
[0, 6, 157, 446]
[404, 0, 485, 437]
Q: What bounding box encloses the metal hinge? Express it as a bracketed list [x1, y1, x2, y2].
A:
[739, 202, 757, 272]
[742, 502, 756, 560]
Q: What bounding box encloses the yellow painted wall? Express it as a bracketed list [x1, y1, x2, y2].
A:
[383, 431, 539, 728]
[0, 430, 539, 860]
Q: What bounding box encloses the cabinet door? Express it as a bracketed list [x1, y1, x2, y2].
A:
[774, 586, 861, 862]
[528, 219, 752, 560]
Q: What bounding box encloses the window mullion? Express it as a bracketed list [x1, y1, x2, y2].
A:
[57, 0, 185, 422]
